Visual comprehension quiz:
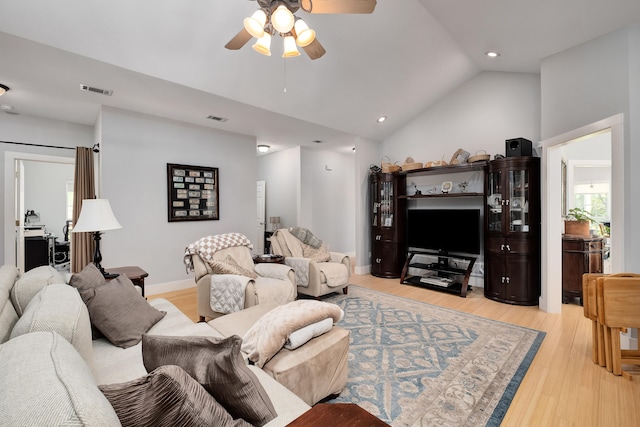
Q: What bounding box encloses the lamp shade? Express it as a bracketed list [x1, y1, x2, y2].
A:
[282, 36, 301, 58]
[294, 19, 315, 47]
[271, 5, 294, 33]
[244, 9, 267, 39]
[252, 33, 272, 56]
[72, 199, 122, 233]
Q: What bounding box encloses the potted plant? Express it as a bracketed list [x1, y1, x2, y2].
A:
[564, 207, 597, 236]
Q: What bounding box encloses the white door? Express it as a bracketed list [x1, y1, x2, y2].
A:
[256, 180, 266, 254]
[15, 160, 25, 271]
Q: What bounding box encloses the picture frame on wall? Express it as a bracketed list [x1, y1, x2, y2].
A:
[167, 163, 219, 222]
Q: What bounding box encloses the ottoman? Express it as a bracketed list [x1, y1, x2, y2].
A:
[208, 304, 349, 406]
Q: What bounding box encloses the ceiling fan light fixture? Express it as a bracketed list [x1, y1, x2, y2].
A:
[252, 33, 272, 56]
[294, 19, 315, 47]
[282, 35, 301, 57]
[257, 144, 270, 153]
[271, 5, 295, 33]
[244, 9, 267, 39]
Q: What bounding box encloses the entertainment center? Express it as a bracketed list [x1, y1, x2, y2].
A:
[370, 157, 541, 303]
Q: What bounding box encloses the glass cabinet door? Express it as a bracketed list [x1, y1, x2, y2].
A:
[487, 170, 502, 232]
[380, 181, 394, 228]
[509, 169, 530, 233]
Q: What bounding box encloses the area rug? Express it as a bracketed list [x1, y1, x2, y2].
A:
[323, 285, 545, 427]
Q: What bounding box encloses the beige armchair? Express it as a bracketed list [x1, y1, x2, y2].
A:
[185, 234, 296, 322]
[270, 228, 350, 298]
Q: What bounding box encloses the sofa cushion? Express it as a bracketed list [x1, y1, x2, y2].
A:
[99, 365, 250, 427]
[0, 265, 20, 344]
[10, 265, 66, 316]
[0, 331, 120, 426]
[10, 284, 93, 365]
[84, 275, 165, 348]
[69, 262, 106, 298]
[142, 334, 277, 426]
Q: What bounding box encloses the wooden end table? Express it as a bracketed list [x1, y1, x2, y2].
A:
[106, 266, 149, 297]
[286, 403, 389, 427]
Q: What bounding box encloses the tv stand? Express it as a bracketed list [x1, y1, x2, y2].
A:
[400, 249, 476, 297]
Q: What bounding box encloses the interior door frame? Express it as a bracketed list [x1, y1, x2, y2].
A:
[540, 114, 624, 313]
[3, 151, 75, 268]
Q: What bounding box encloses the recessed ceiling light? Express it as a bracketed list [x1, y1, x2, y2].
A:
[376, 116, 387, 123]
[485, 51, 501, 58]
[0, 84, 10, 96]
[312, 140, 323, 144]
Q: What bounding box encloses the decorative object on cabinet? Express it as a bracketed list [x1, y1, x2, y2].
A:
[505, 138, 533, 157]
[449, 148, 470, 165]
[380, 156, 401, 173]
[401, 157, 423, 171]
[440, 181, 453, 194]
[484, 156, 541, 305]
[369, 172, 406, 278]
[458, 181, 468, 192]
[468, 150, 491, 163]
[564, 207, 597, 237]
[562, 235, 604, 304]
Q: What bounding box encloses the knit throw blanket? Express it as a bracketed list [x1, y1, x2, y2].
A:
[289, 227, 322, 249]
[183, 233, 253, 273]
[242, 300, 344, 368]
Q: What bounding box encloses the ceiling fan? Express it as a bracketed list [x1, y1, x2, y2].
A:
[225, 0, 377, 60]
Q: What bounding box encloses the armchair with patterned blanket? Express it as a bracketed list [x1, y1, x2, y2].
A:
[270, 228, 350, 298]
[184, 233, 296, 322]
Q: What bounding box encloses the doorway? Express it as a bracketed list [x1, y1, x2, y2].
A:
[541, 114, 624, 313]
[3, 151, 74, 271]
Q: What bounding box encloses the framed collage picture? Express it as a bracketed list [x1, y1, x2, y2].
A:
[167, 163, 219, 222]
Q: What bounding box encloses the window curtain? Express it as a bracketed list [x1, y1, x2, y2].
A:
[71, 147, 95, 273]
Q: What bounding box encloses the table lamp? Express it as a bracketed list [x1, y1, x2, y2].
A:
[72, 198, 122, 278]
[269, 216, 280, 231]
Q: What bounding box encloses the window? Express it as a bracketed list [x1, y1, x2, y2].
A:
[66, 180, 74, 221]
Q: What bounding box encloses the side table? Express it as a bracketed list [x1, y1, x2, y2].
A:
[106, 266, 149, 297]
[286, 403, 389, 426]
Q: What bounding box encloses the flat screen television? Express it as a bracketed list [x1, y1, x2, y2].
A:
[407, 209, 481, 255]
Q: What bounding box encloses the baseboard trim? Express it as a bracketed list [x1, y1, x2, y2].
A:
[146, 278, 193, 297]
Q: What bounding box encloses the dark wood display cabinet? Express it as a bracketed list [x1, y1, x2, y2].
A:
[369, 172, 406, 278]
[562, 235, 604, 305]
[484, 157, 541, 305]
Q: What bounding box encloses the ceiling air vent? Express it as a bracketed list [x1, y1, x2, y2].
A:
[206, 115, 228, 122]
[80, 84, 113, 96]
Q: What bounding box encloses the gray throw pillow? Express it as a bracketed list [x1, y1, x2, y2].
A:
[84, 275, 165, 348]
[142, 335, 277, 426]
[99, 365, 251, 427]
[69, 262, 105, 298]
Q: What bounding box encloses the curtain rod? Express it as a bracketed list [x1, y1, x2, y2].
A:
[0, 140, 76, 151]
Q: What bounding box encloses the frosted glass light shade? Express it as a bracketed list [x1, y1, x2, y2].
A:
[282, 36, 300, 57]
[72, 199, 122, 233]
[294, 19, 315, 47]
[271, 5, 294, 33]
[244, 10, 267, 38]
[252, 33, 272, 56]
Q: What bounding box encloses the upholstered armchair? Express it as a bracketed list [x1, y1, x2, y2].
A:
[270, 228, 350, 298]
[184, 233, 296, 322]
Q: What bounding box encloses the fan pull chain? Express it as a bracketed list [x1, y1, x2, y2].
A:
[283, 58, 287, 93]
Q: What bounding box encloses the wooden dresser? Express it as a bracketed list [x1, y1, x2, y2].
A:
[562, 235, 604, 305]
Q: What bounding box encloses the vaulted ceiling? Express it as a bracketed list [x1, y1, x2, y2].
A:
[1, 0, 640, 154]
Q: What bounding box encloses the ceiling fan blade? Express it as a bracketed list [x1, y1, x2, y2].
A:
[225, 28, 253, 50]
[302, 38, 326, 60]
[301, 0, 376, 14]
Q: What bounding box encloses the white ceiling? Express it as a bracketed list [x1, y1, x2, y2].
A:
[1, 0, 640, 154]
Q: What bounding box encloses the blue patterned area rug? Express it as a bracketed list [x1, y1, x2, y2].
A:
[323, 285, 545, 427]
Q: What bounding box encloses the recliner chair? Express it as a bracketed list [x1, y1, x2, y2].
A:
[270, 228, 350, 298]
[184, 233, 296, 321]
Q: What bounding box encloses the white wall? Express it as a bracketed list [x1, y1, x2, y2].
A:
[541, 24, 640, 272]
[99, 107, 258, 292]
[383, 71, 541, 163]
[257, 146, 300, 229]
[300, 147, 355, 254]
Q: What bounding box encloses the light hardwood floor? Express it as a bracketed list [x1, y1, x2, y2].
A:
[150, 274, 640, 426]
